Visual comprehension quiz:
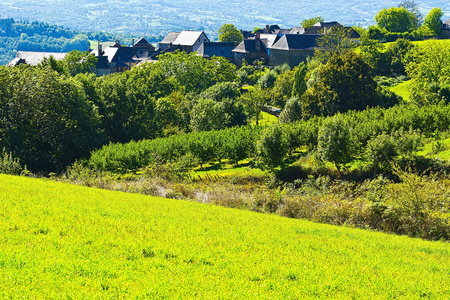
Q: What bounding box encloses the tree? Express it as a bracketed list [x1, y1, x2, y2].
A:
[315, 26, 356, 63]
[405, 40, 450, 84]
[279, 97, 302, 124]
[317, 115, 354, 176]
[0, 66, 102, 172]
[218, 23, 243, 46]
[270, 69, 295, 107]
[398, 1, 423, 28]
[302, 51, 378, 118]
[240, 88, 269, 126]
[300, 17, 324, 29]
[421, 8, 443, 36]
[291, 62, 307, 98]
[258, 124, 288, 170]
[156, 51, 237, 94]
[375, 7, 417, 33]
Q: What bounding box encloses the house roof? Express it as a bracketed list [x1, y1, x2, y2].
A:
[13, 51, 67, 66]
[269, 34, 319, 51]
[102, 46, 134, 63]
[172, 31, 209, 46]
[259, 34, 281, 48]
[197, 42, 234, 58]
[274, 29, 291, 35]
[305, 21, 342, 34]
[289, 27, 306, 34]
[160, 32, 180, 44]
[232, 39, 267, 54]
[133, 37, 149, 46]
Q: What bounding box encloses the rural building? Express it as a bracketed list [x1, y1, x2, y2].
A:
[268, 34, 319, 67]
[7, 51, 67, 67]
[159, 32, 180, 50]
[232, 37, 268, 67]
[197, 42, 235, 62]
[171, 30, 210, 53]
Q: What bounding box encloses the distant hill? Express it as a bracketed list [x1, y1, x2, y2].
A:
[0, 0, 449, 38]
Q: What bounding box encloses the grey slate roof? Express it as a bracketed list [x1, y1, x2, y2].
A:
[172, 31, 209, 46]
[232, 39, 267, 54]
[133, 37, 149, 45]
[259, 34, 281, 48]
[160, 32, 180, 45]
[289, 27, 306, 34]
[197, 42, 234, 58]
[269, 34, 319, 51]
[274, 29, 292, 35]
[12, 51, 67, 66]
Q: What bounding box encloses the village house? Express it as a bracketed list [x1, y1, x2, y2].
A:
[232, 37, 268, 67]
[196, 42, 235, 62]
[268, 34, 319, 67]
[7, 51, 67, 67]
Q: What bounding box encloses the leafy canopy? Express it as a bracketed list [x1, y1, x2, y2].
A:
[375, 7, 417, 33]
[218, 23, 243, 46]
[300, 17, 324, 29]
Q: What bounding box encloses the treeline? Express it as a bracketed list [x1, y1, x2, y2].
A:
[86, 104, 450, 173]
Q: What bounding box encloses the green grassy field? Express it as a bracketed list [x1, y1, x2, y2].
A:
[1, 174, 449, 299]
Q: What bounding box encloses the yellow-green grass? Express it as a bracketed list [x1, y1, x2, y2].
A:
[249, 111, 278, 126]
[1, 175, 449, 299]
[417, 137, 450, 160]
[189, 160, 265, 179]
[389, 80, 413, 101]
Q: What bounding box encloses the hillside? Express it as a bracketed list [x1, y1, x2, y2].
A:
[0, 0, 449, 37]
[0, 174, 449, 298]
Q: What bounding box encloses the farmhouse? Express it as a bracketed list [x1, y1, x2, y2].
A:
[197, 42, 235, 62]
[268, 34, 319, 67]
[7, 51, 67, 67]
[232, 37, 268, 67]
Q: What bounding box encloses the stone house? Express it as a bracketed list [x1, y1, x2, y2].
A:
[268, 34, 319, 67]
[197, 42, 235, 62]
[232, 37, 268, 67]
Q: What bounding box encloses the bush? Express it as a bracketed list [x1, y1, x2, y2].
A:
[0, 149, 25, 175]
[258, 125, 288, 170]
[317, 115, 354, 175]
[366, 133, 397, 171]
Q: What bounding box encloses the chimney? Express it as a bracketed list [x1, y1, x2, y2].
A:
[266, 24, 270, 33]
[98, 41, 103, 55]
[256, 33, 260, 39]
[132, 38, 135, 46]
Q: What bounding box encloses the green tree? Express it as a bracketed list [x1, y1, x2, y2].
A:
[291, 62, 307, 98]
[218, 23, 243, 46]
[375, 7, 417, 33]
[315, 26, 356, 63]
[279, 97, 302, 124]
[300, 17, 324, 29]
[270, 69, 295, 107]
[240, 88, 269, 126]
[405, 40, 450, 84]
[302, 51, 378, 118]
[156, 51, 237, 94]
[258, 124, 288, 170]
[421, 8, 443, 36]
[317, 115, 354, 176]
[0, 66, 102, 172]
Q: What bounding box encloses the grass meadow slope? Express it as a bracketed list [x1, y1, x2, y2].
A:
[1, 174, 449, 299]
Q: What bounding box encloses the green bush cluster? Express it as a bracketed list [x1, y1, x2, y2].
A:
[87, 126, 263, 173]
[86, 103, 450, 173]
